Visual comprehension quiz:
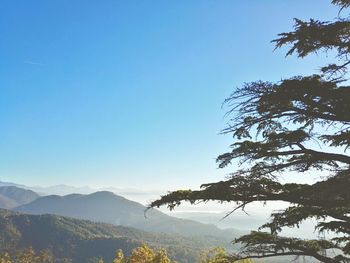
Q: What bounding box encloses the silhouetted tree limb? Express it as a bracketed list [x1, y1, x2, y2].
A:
[150, 1, 350, 262]
[231, 232, 348, 263]
[152, 171, 350, 210]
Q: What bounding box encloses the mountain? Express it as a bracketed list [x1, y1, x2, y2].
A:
[0, 180, 95, 196]
[0, 180, 27, 188]
[27, 184, 96, 195]
[0, 194, 17, 209]
[0, 186, 39, 209]
[16, 191, 240, 239]
[0, 209, 225, 263]
[0, 180, 159, 203]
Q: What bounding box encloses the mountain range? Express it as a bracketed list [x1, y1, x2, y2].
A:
[0, 181, 240, 239]
[0, 181, 246, 262]
[0, 180, 161, 203]
[15, 190, 240, 239]
[0, 181, 312, 262]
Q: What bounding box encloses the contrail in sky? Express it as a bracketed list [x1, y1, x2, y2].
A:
[24, 60, 45, 66]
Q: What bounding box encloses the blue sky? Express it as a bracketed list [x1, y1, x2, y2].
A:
[0, 1, 339, 190]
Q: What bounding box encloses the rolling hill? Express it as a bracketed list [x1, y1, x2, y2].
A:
[0, 209, 226, 263]
[16, 191, 240, 239]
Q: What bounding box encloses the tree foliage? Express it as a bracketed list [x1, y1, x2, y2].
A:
[112, 244, 176, 263]
[200, 247, 254, 263]
[200, 247, 231, 263]
[151, 1, 350, 262]
[0, 245, 176, 263]
[0, 248, 54, 263]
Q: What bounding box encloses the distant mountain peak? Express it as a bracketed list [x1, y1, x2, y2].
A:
[0, 186, 39, 209]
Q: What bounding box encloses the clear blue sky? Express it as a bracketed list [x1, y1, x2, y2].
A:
[0, 1, 339, 190]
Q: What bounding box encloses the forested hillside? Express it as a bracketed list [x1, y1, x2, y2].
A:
[0, 209, 229, 263]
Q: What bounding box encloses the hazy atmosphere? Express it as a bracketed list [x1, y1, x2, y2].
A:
[1, 1, 349, 263]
